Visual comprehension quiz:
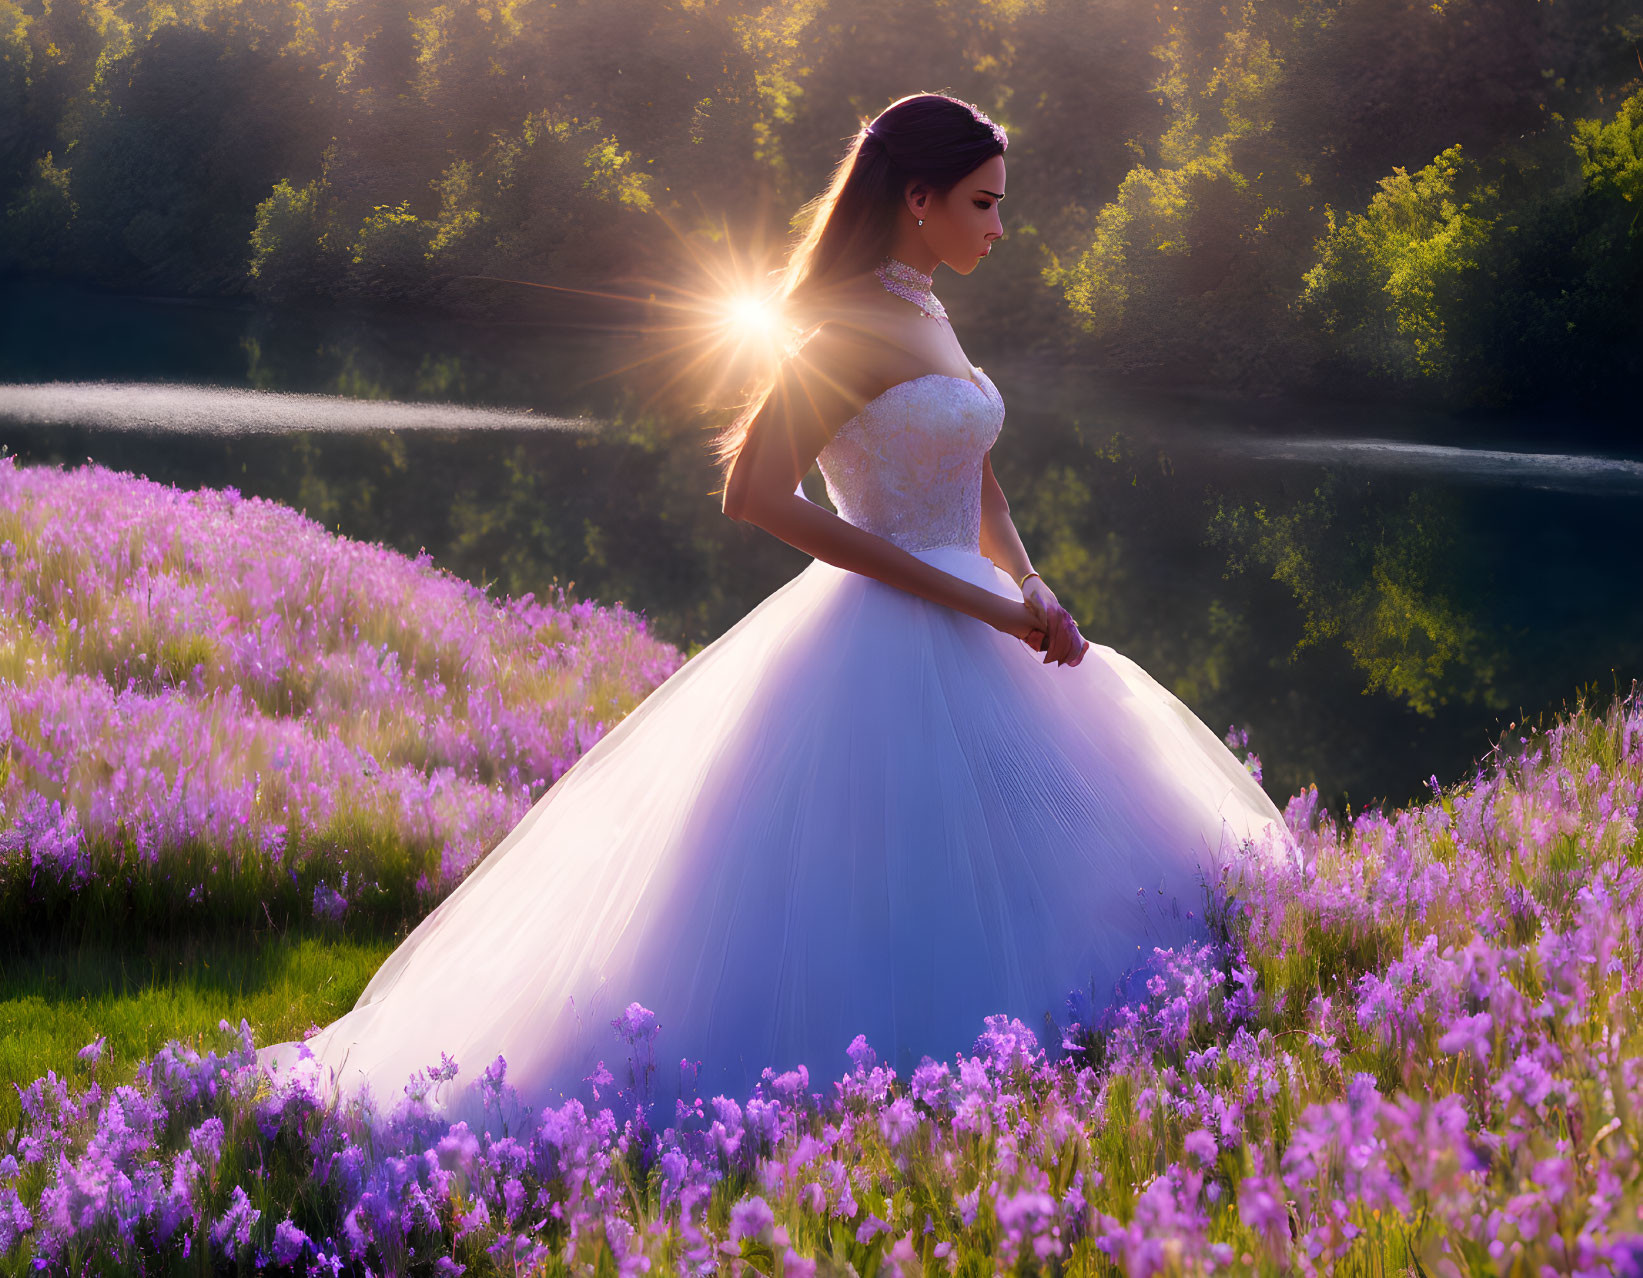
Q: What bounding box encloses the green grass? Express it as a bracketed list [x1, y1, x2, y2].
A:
[0, 928, 401, 1134]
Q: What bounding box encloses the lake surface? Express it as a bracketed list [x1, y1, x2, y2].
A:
[3, 278, 1640, 816]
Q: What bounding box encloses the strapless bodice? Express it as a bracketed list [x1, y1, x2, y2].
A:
[815, 370, 1005, 553]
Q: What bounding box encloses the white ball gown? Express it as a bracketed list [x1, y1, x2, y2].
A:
[259, 366, 1294, 1128]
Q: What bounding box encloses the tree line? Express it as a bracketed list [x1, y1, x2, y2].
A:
[1, 0, 1639, 416]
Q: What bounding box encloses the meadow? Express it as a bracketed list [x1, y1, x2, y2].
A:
[0, 456, 679, 1126]
[1, 460, 1641, 1275]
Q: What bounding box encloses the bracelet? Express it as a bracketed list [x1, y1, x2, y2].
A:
[1017, 569, 1042, 589]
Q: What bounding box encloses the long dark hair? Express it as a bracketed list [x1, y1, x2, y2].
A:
[710, 92, 1007, 480]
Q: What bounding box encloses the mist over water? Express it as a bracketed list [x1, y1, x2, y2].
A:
[8, 383, 1640, 500]
[1216, 434, 1643, 496]
[0, 382, 596, 436]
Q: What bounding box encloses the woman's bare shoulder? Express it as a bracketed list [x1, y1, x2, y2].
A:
[756, 298, 905, 441]
[789, 283, 918, 384]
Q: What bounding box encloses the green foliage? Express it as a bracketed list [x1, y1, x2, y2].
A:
[1288, 82, 1643, 407]
[1044, 19, 1285, 347]
[728, 0, 824, 181]
[1298, 144, 1502, 384]
[424, 158, 485, 260]
[418, 109, 658, 307]
[347, 200, 430, 302]
[1571, 86, 1643, 224]
[0, 151, 75, 270]
[0, 0, 32, 199]
[248, 176, 339, 301]
[1040, 0, 1641, 404]
[579, 133, 656, 211]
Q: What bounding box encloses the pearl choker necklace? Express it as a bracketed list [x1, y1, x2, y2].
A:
[874, 256, 946, 320]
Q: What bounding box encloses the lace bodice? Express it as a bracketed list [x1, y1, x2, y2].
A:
[815, 371, 1004, 553]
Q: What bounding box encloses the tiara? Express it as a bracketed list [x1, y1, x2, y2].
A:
[973, 108, 1008, 148]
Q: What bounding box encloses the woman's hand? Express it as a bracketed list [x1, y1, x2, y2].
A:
[984, 588, 1088, 667]
[989, 598, 1049, 648]
[1021, 577, 1090, 667]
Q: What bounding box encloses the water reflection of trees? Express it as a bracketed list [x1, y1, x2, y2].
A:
[1208, 474, 1506, 719]
[270, 422, 812, 658]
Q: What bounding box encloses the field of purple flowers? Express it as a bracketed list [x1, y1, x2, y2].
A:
[2, 457, 1641, 1274]
[3, 645, 1639, 1272]
[0, 458, 681, 940]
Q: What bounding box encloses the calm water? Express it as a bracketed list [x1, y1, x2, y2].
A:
[3, 279, 1640, 815]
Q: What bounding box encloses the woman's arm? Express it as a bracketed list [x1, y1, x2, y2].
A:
[978, 450, 1089, 666]
[722, 324, 1042, 642]
[978, 450, 1034, 584]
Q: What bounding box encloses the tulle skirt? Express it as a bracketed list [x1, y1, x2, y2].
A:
[259, 545, 1293, 1128]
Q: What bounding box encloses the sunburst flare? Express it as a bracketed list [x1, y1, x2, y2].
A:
[454, 199, 803, 424]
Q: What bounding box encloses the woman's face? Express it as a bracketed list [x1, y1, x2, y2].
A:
[907, 154, 1006, 276]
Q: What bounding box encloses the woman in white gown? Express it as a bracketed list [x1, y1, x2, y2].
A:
[260, 93, 1293, 1129]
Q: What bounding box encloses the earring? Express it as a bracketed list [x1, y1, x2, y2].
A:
[917, 218, 924, 227]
